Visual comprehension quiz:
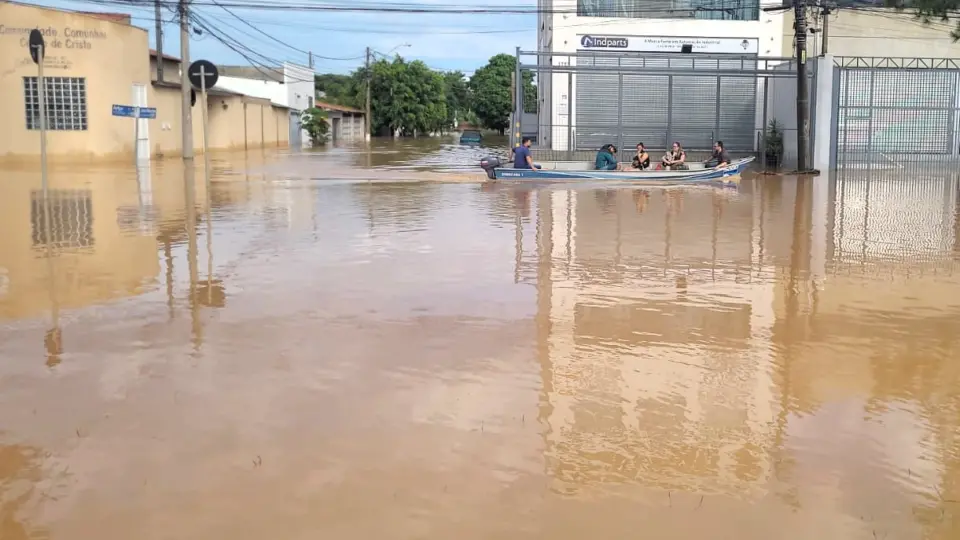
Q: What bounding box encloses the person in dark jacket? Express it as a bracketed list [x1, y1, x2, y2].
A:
[595, 144, 620, 170]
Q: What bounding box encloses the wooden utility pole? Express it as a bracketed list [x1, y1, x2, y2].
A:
[365, 47, 372, 141]
[794, 0, 809, 171]
[179, 0, 194, 160]
[155, 0, 164, 82]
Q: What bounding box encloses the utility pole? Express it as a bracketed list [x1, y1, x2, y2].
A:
[821, 4, 832, 56]
[179, 0, 194, 160]
[794, 0, 809, 172]
[308, 51, 314, 69]
[365, 46, 372, 141]
[155, 0, 163, 82]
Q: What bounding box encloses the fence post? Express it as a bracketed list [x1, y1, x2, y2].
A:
[617, 73, 624, 154]
[715, 76, 721, 147]
[762, 77, 769, 168]
[567, 71, 574, 160]
[666, 75, 673, 150]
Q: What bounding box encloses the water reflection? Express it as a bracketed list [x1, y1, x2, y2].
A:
[0, 158, 958, 538]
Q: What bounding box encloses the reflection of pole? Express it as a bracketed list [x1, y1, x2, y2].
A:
[164, 236, 175, 320]
[206, 199, 213, 305]
[44, 196, 61, 367]
[184, 166, 202, 349]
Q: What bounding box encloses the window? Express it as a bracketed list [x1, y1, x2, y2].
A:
[577, 0, 759, 21]
[23, 77, 88, 131]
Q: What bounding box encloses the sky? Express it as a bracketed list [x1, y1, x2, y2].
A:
[26, 0, 539, 74]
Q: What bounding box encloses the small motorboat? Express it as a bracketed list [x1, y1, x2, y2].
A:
[459, 130, 482, 145]
[480, 155, 754, 186]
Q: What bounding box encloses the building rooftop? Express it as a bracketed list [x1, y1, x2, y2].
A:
[315, 101, 363, 114]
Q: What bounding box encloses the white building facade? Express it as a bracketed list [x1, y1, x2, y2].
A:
[217, 62, 315, 147]
[536, 0, 787, 152]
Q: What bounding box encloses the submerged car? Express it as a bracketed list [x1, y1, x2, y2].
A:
[459, 130, 482, 145]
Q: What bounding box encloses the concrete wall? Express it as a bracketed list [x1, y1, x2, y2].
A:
[783, 9, 960, 57]
[0, 3, 151, 163]
[765, 56, 833, 171]
[217, 75, 286, 105]
[206, 95, 289, 151]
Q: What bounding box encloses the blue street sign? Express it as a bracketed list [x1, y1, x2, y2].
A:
[112, 105, 157, 119]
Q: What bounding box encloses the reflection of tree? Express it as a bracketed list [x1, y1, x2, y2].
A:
[0, 444, 49, 540]
[351, 183, 443, 231]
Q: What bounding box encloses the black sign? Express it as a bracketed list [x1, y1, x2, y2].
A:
[28, 29, 45, 64]
[188, 59, 219, 90]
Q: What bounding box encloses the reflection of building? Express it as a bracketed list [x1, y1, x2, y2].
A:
[530, 187, 781, 494]
[0, 169, 207, 321]
[0, 3, 291, 163]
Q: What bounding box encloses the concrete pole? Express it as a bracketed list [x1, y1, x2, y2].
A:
[180, 0, 194, 160]
[155, 0, 164, 82]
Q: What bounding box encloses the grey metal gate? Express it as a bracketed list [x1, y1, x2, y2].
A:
[574, 55, 758, 152]
[289, 110, 302, 148]
[833, 57, 960, 168]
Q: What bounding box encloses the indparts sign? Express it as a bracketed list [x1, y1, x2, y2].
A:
[579, 35, 759, 55]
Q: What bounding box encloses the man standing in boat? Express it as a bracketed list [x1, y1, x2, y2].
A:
[705, 140, 731, 169]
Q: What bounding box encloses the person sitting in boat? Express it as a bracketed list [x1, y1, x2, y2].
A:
[595, 144, 620, 171]
[631, 142, 651, 170]
[704, 140, 731, 169]
[661, 142, 687, 170]
[512, 137, 542, 169]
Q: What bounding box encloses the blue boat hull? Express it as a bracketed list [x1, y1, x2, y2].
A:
[493, 157, 754, 185]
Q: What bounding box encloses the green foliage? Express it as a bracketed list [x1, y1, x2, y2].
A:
[442, 71, 471, 132]
[365, 57, 448, 136]
[885, 1, 960, 39]
[300, 107, 329, 145]
[313, 73, 361, 108]
[765, 119, 783, 155]
[469, 54, 537, 134]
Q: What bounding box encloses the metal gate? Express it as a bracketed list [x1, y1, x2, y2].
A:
[833, 57, 960, 169]
[517, 50, 799, 159]
[574, 55, 758, 152]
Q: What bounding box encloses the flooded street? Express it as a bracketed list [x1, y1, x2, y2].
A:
[2, 141, 960, 540]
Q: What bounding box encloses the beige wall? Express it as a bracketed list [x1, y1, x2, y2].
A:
[0, 3, 150, 163]
[0, 4, 289, 164]
[783, 10, 960, 57]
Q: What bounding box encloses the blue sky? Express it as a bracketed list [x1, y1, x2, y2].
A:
[28, 0, 538, 74]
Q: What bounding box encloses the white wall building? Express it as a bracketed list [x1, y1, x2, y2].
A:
[217, 62, 316, 147]
[536, 0, 786, 152]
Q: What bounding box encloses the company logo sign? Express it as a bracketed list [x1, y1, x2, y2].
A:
[580, 35, 629, 49]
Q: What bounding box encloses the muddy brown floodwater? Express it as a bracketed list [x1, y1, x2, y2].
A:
[2, 141, 960, 540]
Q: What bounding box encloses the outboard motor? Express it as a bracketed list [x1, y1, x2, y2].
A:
[480, 155, 501, 180]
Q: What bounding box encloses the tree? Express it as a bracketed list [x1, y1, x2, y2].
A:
[886, 1, 960, 40]
[469, 54, 536, 134]
[314, 74, 360, 108]
[442, 71, 471, 131]
[300, 107, 329, 145]
[366, 57, 447, 136]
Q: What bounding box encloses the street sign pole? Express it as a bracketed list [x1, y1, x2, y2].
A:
[199, 65, 210, 182]
[33, 43, 49, 192]
[134, 105, 141, 165]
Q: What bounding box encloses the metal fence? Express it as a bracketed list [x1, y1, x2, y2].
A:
[513, 49, 805, 165]
[832, 56, 960, 171]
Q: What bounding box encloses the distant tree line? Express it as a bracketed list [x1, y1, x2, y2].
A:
[314, 53, 536, 137]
